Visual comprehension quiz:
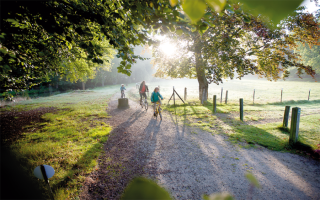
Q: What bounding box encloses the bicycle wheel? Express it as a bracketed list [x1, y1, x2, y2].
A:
[159, 109, 162, 120]
[145, 100, 148, 111]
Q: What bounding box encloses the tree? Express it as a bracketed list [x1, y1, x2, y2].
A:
[151, 4, 319, 101]
[0, 0, 179, 90]
[295, 43, 320, 75]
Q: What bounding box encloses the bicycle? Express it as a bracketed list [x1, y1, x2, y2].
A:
[141, 93, 148, 111]
[121, 90, 125, 98]
[154, 101, 162, 120]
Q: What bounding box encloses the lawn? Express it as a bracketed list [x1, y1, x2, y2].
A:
[163, 98, 320, 158]
[147, 78, 320, 104]
[0, 85, 125, 199]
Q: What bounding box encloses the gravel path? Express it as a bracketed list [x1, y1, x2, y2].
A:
[80, 89, 320, 200]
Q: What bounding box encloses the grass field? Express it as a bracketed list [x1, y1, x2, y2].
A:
[0, 84, 127, 199]
[146, 78, 320, 104]
[149, 79, 320, 158]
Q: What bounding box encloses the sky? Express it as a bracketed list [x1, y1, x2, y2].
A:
[300, 0, 320, 13]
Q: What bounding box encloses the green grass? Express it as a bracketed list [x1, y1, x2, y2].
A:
[148, 79, 320, 104]
[164, 99, 320, 155]
[1, 84, 125, 199]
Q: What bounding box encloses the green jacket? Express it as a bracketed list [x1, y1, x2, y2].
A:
[151, 91, 163, 103]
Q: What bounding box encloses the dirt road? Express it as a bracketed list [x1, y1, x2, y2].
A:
[80, 90, 320, 200]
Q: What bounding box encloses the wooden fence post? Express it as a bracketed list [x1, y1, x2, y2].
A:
[184, 87, 187, 101]
[240, 98, 243, 121]
[225, 90, 228, 104]
[173, 86, 175, 107]
[283, 106, 290, 128]
[308, 89, 311, 101]
[289, 107, 301, 146]
[281, 88, 283, 103]
[213, 95, 217, 113]
[220, 87, 223, 104]
[253, 89, 255, 105]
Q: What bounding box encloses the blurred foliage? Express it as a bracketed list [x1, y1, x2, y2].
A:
[295, 43, 320, 74]
[121, 177, 172, 199]
[175, 0, 307, 25]
[122, 174, 262, 200]
[245, 173, 261, 188]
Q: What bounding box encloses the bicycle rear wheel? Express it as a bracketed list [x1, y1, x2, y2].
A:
[159, 109, 162, 120]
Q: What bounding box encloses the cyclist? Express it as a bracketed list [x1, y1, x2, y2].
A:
[120, 84, 126, 98]
[151, 87, 163, 117]
[139, 81, 149, 105]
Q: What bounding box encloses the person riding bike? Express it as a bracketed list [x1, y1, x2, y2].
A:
[151, 87, 163, 117]
[120, 84, 126, 98]
[139, 81, 149, 105]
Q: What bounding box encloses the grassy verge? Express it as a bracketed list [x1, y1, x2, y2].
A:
[1, 85, 123, 199]
[164, 99, 320, 158]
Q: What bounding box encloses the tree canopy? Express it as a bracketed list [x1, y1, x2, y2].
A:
[1, 0, 319, 95]
[151, 3, 319, 101]
[0, 0, 178, 90]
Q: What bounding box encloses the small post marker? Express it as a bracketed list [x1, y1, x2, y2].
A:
[240, 98, 244, 121]
[213, 95, 217, 113]
[290, 107, 301, 146]
[34, 165, 55, 200]
[283, 106, 290, 128]
[281, 88, 283, 103]
[253, 89, 255, 105]
[308, 89, 311, 101]
[184, 87, 187, 101]
[225, 90, 228, 104]
[220, 87, 223, 104]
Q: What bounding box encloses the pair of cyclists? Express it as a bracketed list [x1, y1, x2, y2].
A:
[139, 81, 163, 116]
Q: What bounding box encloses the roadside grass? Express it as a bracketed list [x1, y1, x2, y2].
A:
[1, 85, 123, 199]
[164, 99, 320, 157]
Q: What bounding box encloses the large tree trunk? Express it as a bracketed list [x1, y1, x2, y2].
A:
[82, 82, 85, 90]
[194, 37, 208, 103]
[101, 79, 104, 87]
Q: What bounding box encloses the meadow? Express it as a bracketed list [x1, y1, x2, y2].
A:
[147, 78, 320, 104]
[143, 78, 320, 156]
[0, 84, 129, 199]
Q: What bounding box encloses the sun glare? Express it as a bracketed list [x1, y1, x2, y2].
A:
[159, 42, 176, 56]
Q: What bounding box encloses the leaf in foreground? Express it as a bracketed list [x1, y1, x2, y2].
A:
[121, 177, 172, 199]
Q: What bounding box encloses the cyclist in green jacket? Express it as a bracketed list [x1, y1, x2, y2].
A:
[151, 87, 163, 116]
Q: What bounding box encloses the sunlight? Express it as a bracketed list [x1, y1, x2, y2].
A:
[159, 42, 176, 56]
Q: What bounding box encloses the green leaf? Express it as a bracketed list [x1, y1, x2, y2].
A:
[199, 24, 209, 35]
[205, 0, 226, 13]
[182, 0, 207, 23]
[239, 0, 304, 25]
[169, 0, 179, 7]
[243, 15, 251, 23]
[176, 28, 184, 35]
[245, 173, 261, 188]
[39, 52, 45, 57]
[121, 177, 171, 200]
